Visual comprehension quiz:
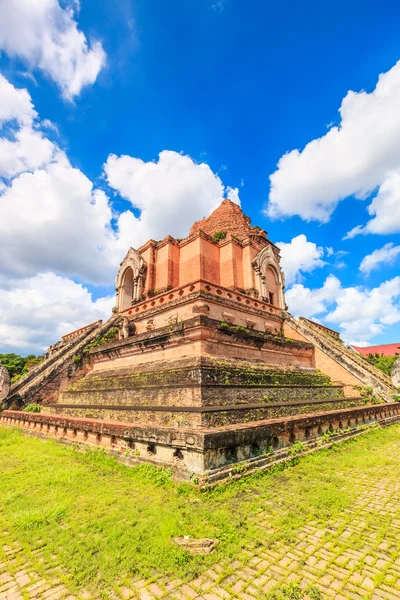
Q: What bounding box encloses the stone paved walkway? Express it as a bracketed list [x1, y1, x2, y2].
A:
[2, 450, 400, 598]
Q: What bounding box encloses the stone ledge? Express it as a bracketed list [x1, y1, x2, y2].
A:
[201, 419, 399, 486]
[90, 315, 314, 356]
[201, 402, 400, 447]
[2, 402, 399, 482]
[48, 397, 359, 412]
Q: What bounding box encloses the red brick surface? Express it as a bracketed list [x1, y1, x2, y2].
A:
[190, 199, 263, 240]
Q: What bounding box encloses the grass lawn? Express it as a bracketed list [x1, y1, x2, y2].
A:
[0, 425, 400, 598]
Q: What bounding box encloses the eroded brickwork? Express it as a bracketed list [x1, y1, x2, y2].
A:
[189, 199, 256, 239]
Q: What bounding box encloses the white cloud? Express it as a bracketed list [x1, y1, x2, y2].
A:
[0, 159, 119, 283]
[359, 243, 400, 275]
[0, 273, 114, 354]
[277, 234, 326, 285]
[0, 0, 106, 99]
[0, 75, 120, 284]
[327, 277, 400, 343]
[0, 126, 57, 179]
[0, 75, 57, 180]
[0, 74, 36, 124]
[104, 150, 239, 245]
[0, 77, 240, 291]
[286, 275, 400, 344]
[266, 60, 400, 230]
[286, 275, 341, 319]
[345, 170, 400, 238]
[225, 186, 240, 205]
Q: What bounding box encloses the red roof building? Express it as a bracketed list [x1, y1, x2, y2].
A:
[350, 343, 400, 357]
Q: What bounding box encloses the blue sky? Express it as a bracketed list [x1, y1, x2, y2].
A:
[0, 0, 400, 354]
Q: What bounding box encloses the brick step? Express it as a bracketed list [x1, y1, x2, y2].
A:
[58, 385, 345, 407]
[46, 397, 364, 428]
[71, 373, 334, 391]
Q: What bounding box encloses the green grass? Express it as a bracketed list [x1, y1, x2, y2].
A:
[0, 425, 400, 596]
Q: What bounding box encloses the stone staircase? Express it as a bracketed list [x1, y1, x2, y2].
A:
[285, 314, 396, 402]
[5, 315, 120, 408]
[45, 357, 363, 428]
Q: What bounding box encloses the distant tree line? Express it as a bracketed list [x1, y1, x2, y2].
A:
[0, 353, 44, 384]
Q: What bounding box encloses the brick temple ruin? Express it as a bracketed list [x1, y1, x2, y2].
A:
[2, 200, 399, 482]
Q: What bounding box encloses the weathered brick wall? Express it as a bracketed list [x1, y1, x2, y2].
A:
[284, 322, 363, 395]
[29, 360, 92, 406]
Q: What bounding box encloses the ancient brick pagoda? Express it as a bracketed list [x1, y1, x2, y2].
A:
[2, 200, 398, 482]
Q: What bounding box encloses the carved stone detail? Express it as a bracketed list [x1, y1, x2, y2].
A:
[0, 365, 10, 401]
[265, 322, 276, 334]
[222, 312, 235, 324]
[192, 303, 210, 315]
[246, 319, 256, 329]
[252, 245, 285, 308]
[146, 319, 155, 331]
[116, 247, 147, 311]
[168, 314, 179, 326]
[392, 358, 400, 389]
[119, 317, 136, 340]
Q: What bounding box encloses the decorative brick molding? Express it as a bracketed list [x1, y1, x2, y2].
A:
[61, 321, 100, 341]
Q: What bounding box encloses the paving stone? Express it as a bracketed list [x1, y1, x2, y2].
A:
[178, 584, 197, 598]
[2, 448, 400, 599]
[15, 574, 30, 587]
[205, 587, 230, 599]
[120, 588, 136, 599]
[363, 576, 376, 590]
[230, 580, 245, 594]
[147, 584, 163, 598]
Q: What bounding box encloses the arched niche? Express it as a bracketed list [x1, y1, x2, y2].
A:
[252, 245, 285, 308]
[116, 248, 146, 312]
[265, 266, 280, 306]
[120, 267, 134, 311]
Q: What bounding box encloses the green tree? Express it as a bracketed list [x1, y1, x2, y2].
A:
[0, 353, 43, 382]
[365, 352, 398, 376]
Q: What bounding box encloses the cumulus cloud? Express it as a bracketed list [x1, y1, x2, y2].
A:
[0, 126, 57, 179]
[104, 150, 239, 244]
[0, 74, 36, 124]
[345, 170, 400, 238]
[0, 74, 58, 180]
[0, 160, 119, 282]
[286, 275, 400, 344]
[266, 60, 400, 232]
[0, 77, 127, 284]
[0, 273, 114, 354]
[0, 77, 239, 289]
[359, 243, 400, 275]
[276, 234, 326, 285]
[286, 275, 341, 319]
[0, 0, 106, 98]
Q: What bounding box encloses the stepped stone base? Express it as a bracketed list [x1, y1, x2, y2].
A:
[4, 200, 397, 485]
[3, 402, 399, 483]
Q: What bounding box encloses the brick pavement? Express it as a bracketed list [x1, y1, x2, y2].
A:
[2, 451, 400, 598]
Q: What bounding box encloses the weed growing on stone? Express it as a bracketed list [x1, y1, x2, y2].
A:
[23, 403, 41, 413]
[289, 441, 305, 457]
[263, 580, 322, 599]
